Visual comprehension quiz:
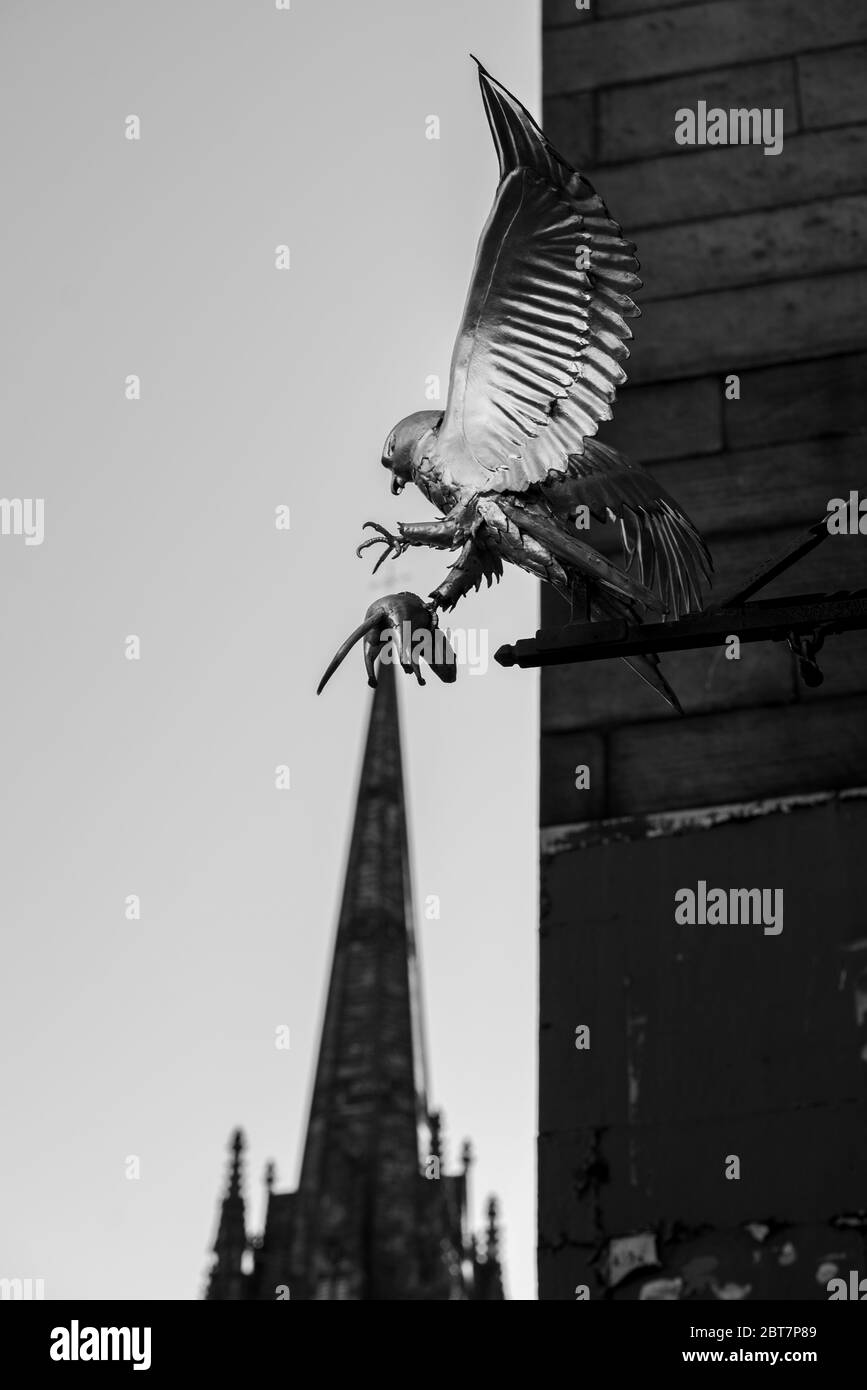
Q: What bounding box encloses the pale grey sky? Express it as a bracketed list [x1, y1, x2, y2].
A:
[0, 0, 539, 1299]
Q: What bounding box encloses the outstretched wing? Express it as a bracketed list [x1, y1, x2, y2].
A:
[542, 439, 713, 618]
[438, 59, 641, 496]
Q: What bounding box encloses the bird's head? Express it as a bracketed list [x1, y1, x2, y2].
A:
[381, 410, 443, 495]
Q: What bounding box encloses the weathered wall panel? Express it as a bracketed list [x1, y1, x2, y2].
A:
[601, 353, 867, 465]
[597, 62, 798, 163]
[545, 1, 867, 94]
[638, 197, 867, 301]
[540, 801, 867, 1299]
[627, 272, 867, 384]
[607, 703, 867, 817]
[589, 129, 867, 229]
[798, 46, 867, 129]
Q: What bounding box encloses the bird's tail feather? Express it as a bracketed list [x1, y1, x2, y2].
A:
[504, 501, 684, 713]
[587, 590, 684, 715]
[501, 499, 664, 615]
[618, 652, 683, 715]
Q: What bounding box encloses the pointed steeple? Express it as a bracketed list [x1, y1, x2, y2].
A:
[428, 1110, 443, 1174]
[485, 1196, 501, 1263]
[474, 1195, 506, 1301]
[291, 661, 432, 1299]
[205, 1129, 248, 1300]
[202, 661, 506, 1299]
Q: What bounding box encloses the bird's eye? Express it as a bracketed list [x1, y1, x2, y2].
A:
[386, 433, 396, 458]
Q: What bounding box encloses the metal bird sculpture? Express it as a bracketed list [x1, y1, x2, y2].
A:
[318, 58, 713, 711]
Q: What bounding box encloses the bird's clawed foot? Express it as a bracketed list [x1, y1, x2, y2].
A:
[356, 522, 408, 574]
[317, 591, 458, 694]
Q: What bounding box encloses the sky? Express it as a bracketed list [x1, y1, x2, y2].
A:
[0, 0, 540, 1299]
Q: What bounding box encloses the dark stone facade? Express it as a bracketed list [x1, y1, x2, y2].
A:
[540, 0, 867, 1300]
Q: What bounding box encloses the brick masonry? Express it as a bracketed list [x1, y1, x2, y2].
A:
[538, 0, 867, 1300]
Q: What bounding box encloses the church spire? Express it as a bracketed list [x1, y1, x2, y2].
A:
[203, 661, 506, 1299]
[205, 1129, 248, 1300]
[474, 1195, 506, 1300]
[485, 1196, 501, 1263]
[291, 661, 432, 1299]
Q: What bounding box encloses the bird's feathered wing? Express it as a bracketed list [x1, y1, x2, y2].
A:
[437, 59, 711, 616]
[439, 60, 639, 495]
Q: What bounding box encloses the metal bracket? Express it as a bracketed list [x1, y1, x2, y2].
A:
[494, 516, 866, 682]
[788, 628, 826, 687]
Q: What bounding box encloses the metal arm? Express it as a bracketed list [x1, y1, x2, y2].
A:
[398, 518, 461, 549]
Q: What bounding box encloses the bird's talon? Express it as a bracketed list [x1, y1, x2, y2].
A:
[356, 521, 407, 571]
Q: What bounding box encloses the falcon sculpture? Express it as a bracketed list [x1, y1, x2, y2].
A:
[318, 58, 713, 711]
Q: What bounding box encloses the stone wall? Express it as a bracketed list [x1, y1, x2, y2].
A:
[539, 0, 867, 1300]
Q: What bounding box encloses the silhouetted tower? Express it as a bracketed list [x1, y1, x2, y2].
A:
[204, 661, 505, 1299]
[477, 1197, 506, 1300]
[205, 1129, 247, 1301]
